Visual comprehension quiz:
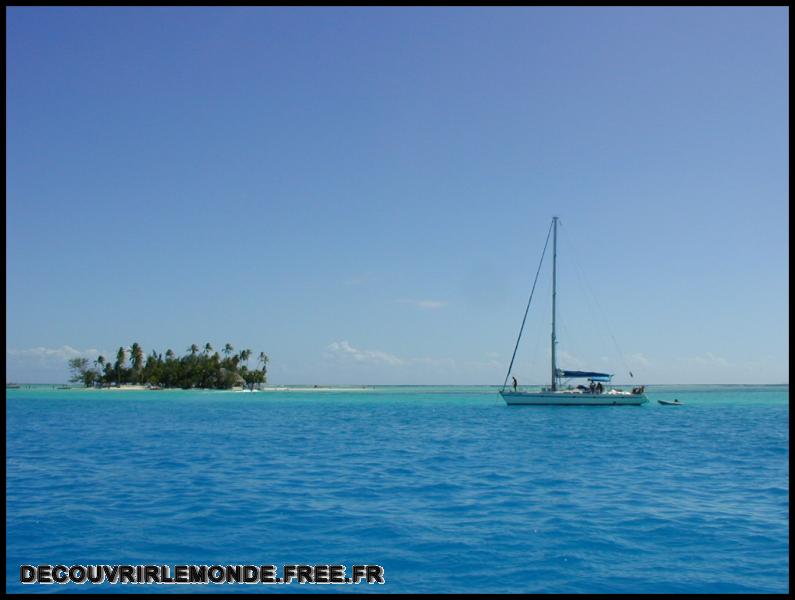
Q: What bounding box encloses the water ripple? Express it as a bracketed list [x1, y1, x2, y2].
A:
[6, 386, 789, 593]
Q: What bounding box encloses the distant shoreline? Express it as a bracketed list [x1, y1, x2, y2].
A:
[7, 382, 789, 389]
[6, 384, 379, 392]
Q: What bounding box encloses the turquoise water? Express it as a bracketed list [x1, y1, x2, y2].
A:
[6, 385, 789, 593]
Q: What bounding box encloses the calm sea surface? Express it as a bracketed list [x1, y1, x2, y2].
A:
[6, 385, 789, 593]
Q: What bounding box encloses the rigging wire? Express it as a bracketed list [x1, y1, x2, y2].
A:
[524, 268, 549, 386]
[558, 221, 635, 380]
[557, 316, 582, 373]
[501, 219, 554, 392]
[553, 222, 587, 383]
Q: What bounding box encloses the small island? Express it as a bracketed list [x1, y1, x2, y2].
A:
[67, 343, 268, 390]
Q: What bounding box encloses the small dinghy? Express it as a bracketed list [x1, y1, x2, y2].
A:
[658, 399, 683, 406]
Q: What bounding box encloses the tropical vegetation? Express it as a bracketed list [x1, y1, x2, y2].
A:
[67, 343, 268, 389]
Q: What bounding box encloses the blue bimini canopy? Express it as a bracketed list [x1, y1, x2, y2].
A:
[557, 370, 613, 382]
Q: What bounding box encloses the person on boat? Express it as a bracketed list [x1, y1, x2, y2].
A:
[596, 382, 604, 394]
[512, 376, 518, 392]
[589, 380, 595, 393]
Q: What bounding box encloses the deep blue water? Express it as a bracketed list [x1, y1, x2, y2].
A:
[6, 385, 789, 593]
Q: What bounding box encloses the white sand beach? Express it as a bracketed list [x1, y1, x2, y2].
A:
[68, 385, 375, 392]
[244, 386, 375, 392]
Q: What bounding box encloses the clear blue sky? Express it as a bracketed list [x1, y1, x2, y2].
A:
[7, 7, 789, 384]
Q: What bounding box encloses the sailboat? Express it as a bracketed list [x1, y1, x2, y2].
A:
[500, 217, 648, 406]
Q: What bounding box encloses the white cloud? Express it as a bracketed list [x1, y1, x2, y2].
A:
[467, 356, 502, 370]
[741, 360, 763, 371]
[678, 352, 730, 367]
[7, 345, 101, 361]
[413, 356, 457, 369]
[325, 341, 458, 370]
[556, 350, 586, 369]
[6, 346, 106, 383]
[326, 341, 405, 366]
[474, 352, 503, 370]
[396, 299, 448, 310]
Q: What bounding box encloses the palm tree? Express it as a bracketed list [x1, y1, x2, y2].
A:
[258, 352, 269, 384]
[130, 343, 144, 383]
[143, 353, 155, 383]
[204, 342, 213, 356]
[240, 349, 252, 367]
[103, 362, 114, 387]
[115, 346, 126, 387]
[223, 343, 234, 358]
[129, 343, 142, 365]
[188, 344, 199, 356]
[165, 349, 175, 361]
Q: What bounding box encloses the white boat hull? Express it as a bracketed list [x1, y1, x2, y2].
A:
[500, 391, 648, 406]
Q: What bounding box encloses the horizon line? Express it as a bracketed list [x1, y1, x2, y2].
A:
[7, 382, 790, 387]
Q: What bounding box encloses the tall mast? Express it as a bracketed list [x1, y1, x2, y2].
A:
[551, 216, 558, 391]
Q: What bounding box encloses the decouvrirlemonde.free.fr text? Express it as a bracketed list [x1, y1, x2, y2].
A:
[20, 564, 385, 585]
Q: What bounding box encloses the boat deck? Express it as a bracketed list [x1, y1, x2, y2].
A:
[500, 391, 648, 406]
